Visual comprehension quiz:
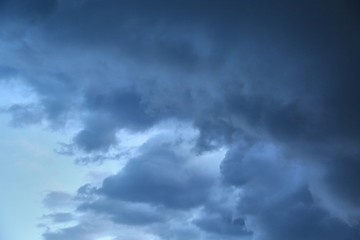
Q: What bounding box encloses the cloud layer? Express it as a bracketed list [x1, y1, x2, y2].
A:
[1, 0, 360, 239]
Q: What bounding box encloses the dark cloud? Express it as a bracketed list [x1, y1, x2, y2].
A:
[0, 65, 18, 78]
[78, 199, 167, 226]
[322, 155, 360, 209]
[194, 203, 250, 237]
[0, 0, 58, 21]
[99, 136, 214, 209]
[3, 0, 359, 152]
[72, 88, 164, 152]
[221, 142, 360, 240]
[249, 187, 360, 240]
[1, 0, 360, 239]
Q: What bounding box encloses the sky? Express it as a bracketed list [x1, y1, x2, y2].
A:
[0, 0, 360, 240]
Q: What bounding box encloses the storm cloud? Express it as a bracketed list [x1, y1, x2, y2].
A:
[1, 0, 360, 239]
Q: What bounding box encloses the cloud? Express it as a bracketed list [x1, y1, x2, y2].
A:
[5, 104, 43, 127]
[1, 0, 360, 239]
[43, 222, 105, 240]
[99, 135, 215, 209]
[43, 213, 74, 224]
[78, 199, 167, 226]
[249, 187, 360, 240]
[0, 0, 58, 22]
[43, 191, 73, 209]
[193, 196, 251, 238]
[221, 142, 360, 240]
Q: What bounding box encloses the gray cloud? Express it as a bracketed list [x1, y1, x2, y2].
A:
[43, 191, 73, 209]
[221, 142, 360, 240]
[1, 0, 360, 239]
[194, 207, 250, 237]
[43, 213, 74, 224]
[99, 136, 214, 209]
[78, 199, 167, 226]
[321, 155, 360, 209]
[249, 187, 360, 240]
[4, 104, 43, 127]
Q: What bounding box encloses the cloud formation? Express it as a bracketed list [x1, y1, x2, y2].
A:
[1, 0, 360, 239]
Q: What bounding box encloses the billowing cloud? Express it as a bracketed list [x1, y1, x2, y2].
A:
[1, 0, 360, 239]
[99, 136, 214, 209]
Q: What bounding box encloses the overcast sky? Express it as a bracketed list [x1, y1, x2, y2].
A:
[1, 1, 360, 240]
